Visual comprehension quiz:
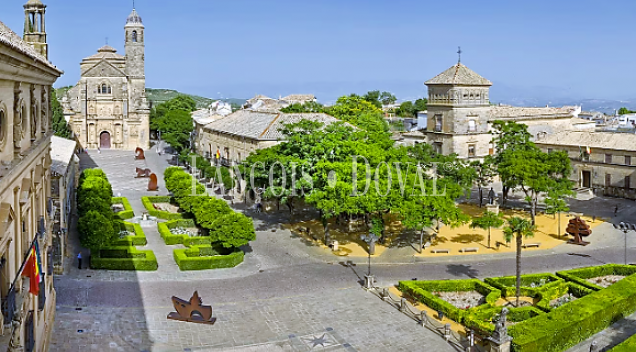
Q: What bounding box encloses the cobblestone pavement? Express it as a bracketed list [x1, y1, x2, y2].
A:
[51, 287, 459, 352]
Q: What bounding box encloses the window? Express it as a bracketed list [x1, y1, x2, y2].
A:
[132, 30, 138, 42]
[468, 119, 476, 132]
[606, 154, 612, 164]
[0, 110, 5, 144]
[547, 148, 553, 154]
[434, 115, 442, 132]
[606, 174, 611, 187]
[626, 156, 632, 165]
[626, 176, 631, 190]
[489, 143, 494, 155]
[468, 144, 476, 157]
[433, 142, 442, 154]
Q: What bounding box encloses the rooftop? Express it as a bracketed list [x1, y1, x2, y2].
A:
[203, 110, 342, 141]
[50, 136, 77, 175]
[490, 106, 577, 120]
[126, 8, 143, 25]
[535, 131, 636, 151]
[425, 63, 492, 86]
[281, 94, 316, 102]
[83, 45, 125, 61]
[0, 20, 61, 72]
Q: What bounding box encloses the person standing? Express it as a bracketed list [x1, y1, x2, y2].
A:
[615, 205, 619, 217]
[77, 252, 82, 270]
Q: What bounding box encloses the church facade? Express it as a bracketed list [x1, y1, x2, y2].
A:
[61, 8, 149, 150]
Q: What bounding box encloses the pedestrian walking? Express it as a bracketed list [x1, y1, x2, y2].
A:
[77, 252, 82, 269]
[615, 205, 619, 217]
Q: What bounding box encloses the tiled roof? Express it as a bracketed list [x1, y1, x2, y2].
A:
[535, 131, 636, 151]
[0, 20, 61, 72]
[84, 45, 125, 60]
[126, 9, 143, 25]
[281, 94, 315, 102]
[425, 63, 492, 86]
[490, 106, 576, 119]
[50, 136, 77, 175]
[203, 110, 341, 141]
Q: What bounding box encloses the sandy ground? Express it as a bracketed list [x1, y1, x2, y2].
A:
[285, 203, 605, 258]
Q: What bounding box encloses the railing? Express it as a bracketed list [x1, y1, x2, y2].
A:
[369, 287, 486, 352]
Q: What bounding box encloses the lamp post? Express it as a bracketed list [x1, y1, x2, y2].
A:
[361, 233, 379, 289]
[614, 222, 636, 265]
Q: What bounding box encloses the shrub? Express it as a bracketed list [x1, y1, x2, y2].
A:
[78, 211, 116, 250]
[556, 264, 636, 291]
[78, 196, 112, 218]
[209, 212, 256, 249]
[111, 221, 147, 246]
[112, 197, 134, 220]
[610, 333, 636, 352]
[157, 219, 210, 245]
[91, 246, 158, 271]
[141, 196, 184, 220]
[173, 246, 244, 270]
[509, 272, 636, 352]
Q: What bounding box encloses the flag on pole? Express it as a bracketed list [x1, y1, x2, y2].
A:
[20, 241, 42, 295]
[586, 146, 591, 154]
[215, 150, 221, 159]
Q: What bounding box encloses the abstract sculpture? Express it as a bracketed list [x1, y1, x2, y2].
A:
[148, 173, 158, 191]
[167, 291, 216, 325]
[566, 216, 592, 246]
[135, 167, 151, 178]
[135, 147, 145, 160]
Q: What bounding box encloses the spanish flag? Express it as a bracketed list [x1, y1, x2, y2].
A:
[215, 150, 221, 159]
[21, 241, 43, 295]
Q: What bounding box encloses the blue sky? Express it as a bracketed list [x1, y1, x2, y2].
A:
[3, 0, 635, 104]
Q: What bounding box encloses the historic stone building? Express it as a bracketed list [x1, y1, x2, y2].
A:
[415, 62, 594, 159]
[61, 8, 150, 150]
[0, 0, 63, 351]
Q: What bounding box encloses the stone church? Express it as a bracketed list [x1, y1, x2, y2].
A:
[61, 8, 149, 150]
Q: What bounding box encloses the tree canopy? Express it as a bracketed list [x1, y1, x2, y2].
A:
[51, 89, 72, 138]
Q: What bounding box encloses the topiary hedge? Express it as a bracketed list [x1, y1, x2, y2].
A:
[610, 333, 636, 351]
[556, 264, 636, 291]
[157, 219, 211, 245]
[173, 245, 244, 270]
[112, 197, 134, 220]
[509, 272, 636, 352]
[90, 246, 158, 271]
[141, 196, 184, 220]
[111, 221, 147, 246]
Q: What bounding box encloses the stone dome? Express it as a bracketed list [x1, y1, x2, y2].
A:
[126, 9, 143, 25]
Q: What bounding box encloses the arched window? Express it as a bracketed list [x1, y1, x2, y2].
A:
[132, 30, 138, 42]
[101, 84, 107, 94]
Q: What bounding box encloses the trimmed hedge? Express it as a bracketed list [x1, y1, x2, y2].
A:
[111, 221, 147, 246]
[141, 196, 184, 220]
[112, 197, 134, 220]
[157, 219, 211, 245]
[90, 246, 158, 271]
[556, 264, 636, 291]
[610, 333, 636, 352]
[173, 245, 244, 270]
[509, 272, 636, 352]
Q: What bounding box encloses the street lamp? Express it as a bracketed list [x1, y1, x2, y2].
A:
[614, 222, 636, 265]
[360, 233, 379, 289]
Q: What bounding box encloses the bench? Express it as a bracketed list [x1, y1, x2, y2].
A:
[431, 249, 450, 254]
[522, 243, 541, 249]
[459, 247, 479, 253]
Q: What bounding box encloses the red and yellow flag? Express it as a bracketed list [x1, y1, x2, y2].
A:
[216, 150, 221, 159]
[21, 241, 42, 295]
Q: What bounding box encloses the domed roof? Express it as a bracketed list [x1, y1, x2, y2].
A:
[97, 45, 117, 53]
[84, 45, 124, 60]
[24, 0, 45, 8]
[126, 9, 143, 25]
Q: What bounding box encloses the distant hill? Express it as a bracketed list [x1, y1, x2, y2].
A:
[55, 85, 73, 98]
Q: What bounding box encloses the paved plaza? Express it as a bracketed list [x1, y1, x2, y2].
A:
[50, 146, 636, 351]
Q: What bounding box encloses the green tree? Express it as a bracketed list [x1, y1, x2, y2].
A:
[363, 90, 382, 108]
[470, 158, 495, 207]
[379, 91, 397, 106]
[210, 212, 256, 249]
[491, 121, 573, 224]
[618, 107, 635, 115]
[470, 211, 504, 249]
[503, 217, 536, 307]
[397, 101, 415, 117]
[280, 101, 324, 113]
[156, 109, 194, 154]
[414, 98, 428, 112]
[51, 90, 72, 138]
[78, 210, 117, 250]
[544, 190, 570, 237]
[150, 95, 197, 131]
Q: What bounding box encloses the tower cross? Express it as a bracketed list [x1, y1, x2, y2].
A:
[457, 46, 462, 64]
[105, 37, 108, 45]
[133, 0, 135, 9]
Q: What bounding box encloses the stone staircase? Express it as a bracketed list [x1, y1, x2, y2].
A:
[571, 187, 595, 201]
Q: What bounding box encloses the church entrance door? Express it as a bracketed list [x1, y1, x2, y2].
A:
[100, 132, 111, 149]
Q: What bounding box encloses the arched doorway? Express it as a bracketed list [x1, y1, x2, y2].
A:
[100, 131, 111, 149]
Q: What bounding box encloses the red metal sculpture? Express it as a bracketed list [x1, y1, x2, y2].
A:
[148, 173, 158, 191]
[167, 291, 216, 324]
[135, 147, 145, 160]
[566, 216, 592, 246]
[135, 167, 152, 178]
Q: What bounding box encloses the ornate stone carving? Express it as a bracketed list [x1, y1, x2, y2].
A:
[13, 82, 22, 149]
[41, 86, 48, 134]
[30, 84, 37, 140]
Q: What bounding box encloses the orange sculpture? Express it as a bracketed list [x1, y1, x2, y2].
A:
[135, 167, 151, 178]
[148, 173, 158, 191]
[167, 291, 215, 324]
[566, 216, 592, 246]
[135, 147, 145, 160]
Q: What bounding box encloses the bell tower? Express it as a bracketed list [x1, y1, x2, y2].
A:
[23, 0, 48, 59]
[125, 8, 145, 79]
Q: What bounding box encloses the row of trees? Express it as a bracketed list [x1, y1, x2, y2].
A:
[164, 167, 255, 249]
[51, 90, 72, 139]
[150, 95, 196, 154]
[77, 169, 117, 250]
